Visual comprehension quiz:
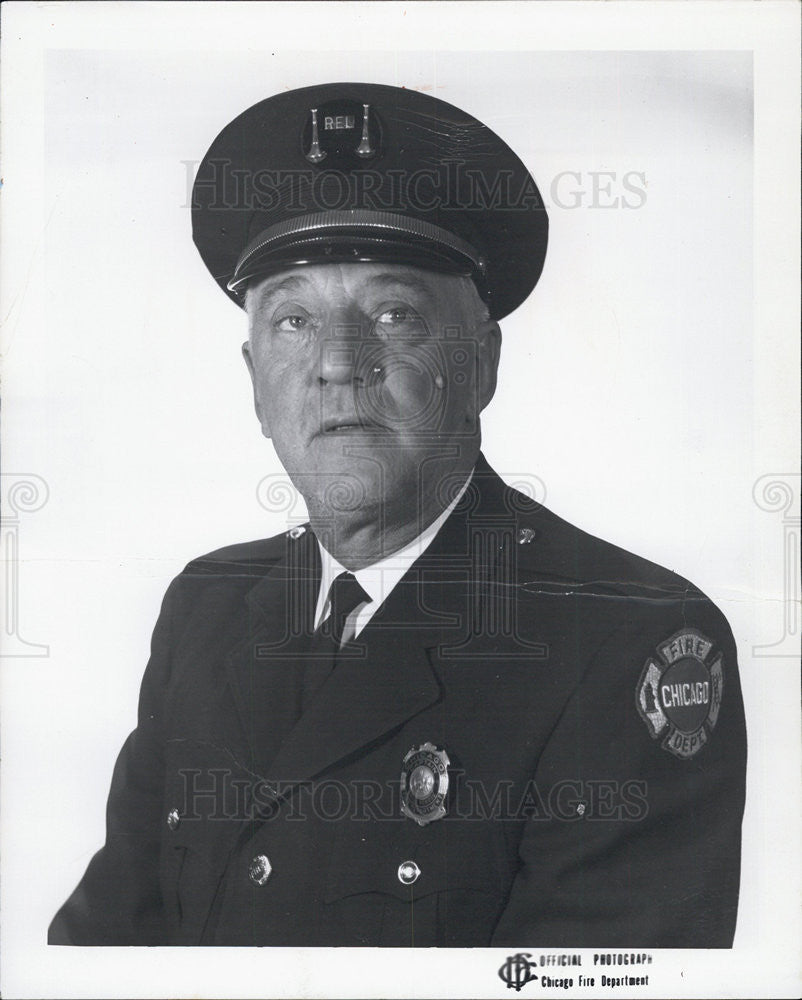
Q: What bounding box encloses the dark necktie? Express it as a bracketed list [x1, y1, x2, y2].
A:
[325, 571, 370, 647]
[302, 572, 369, 706]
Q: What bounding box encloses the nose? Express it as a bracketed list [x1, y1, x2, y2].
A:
[316, 311, 373, 385]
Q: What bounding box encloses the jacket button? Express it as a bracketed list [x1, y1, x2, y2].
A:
[166, 808, 180, 831]
[397, 860, 421, 885]
[248, 854, 272, 886]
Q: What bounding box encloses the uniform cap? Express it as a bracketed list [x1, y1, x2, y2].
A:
[192, 82, 548, 320]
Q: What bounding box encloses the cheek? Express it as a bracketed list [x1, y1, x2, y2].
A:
[253, 362, 307, 436]
[368, 360, 442, 430]
[441, 372, 478, 427]
[251, 342, 303, 399]
[366, 343, 454, 428]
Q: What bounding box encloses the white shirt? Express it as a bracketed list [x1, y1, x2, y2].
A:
[314, 470, 473, 641]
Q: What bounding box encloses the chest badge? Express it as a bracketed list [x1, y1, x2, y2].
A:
[400, 742, 450, 826]
[636, 628, 724, 759]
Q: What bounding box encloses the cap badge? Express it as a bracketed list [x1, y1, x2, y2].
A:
[400, 742, 450, 826]
[355, 104, 374, 158]
[303, 100, 381, 167]
[636, 628, 723, 758]
[305, 108, 326, 164]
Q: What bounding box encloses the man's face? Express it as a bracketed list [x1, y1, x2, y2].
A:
[242, 262, 500, 526]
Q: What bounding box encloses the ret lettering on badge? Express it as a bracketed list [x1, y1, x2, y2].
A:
[324, 115, 355, 130]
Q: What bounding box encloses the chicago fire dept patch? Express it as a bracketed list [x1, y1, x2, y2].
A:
[636, 628, 723, 758]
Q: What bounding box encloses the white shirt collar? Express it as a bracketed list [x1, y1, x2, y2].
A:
[314, 469, 473, 638]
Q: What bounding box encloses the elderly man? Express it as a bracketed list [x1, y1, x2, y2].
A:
[49, 83, 746, 948]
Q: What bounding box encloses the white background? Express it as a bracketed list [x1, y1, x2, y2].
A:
[1, 3, 799, 998]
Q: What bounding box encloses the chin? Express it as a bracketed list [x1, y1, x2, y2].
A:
[284, 452, 379, 514]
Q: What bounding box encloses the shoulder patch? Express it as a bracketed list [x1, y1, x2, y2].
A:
[636, 628, 724, 759]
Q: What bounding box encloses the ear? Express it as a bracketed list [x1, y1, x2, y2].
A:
[242, 341, 272, 439]
[475, 319, 502, 413]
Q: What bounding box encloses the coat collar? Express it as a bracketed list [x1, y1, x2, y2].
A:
[225, 453, 522, 783]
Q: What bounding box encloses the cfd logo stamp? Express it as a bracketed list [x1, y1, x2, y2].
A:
[637, 628, 723, 758]
[498, 953, 538, 991]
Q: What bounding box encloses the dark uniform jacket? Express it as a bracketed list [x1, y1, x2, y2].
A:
[49, 456, 746, 947]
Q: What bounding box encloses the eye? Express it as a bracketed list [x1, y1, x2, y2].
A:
[275, 313, 309, 332]
[376, 307, 412, 325]
[373, 304, 428, 338]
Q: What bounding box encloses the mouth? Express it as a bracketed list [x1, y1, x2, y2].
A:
[321, 417, 387, 434]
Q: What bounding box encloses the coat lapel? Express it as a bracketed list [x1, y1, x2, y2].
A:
[264, 585, 444, 783]
[224, 455, 518, 785]
[223, 529, 321, 779]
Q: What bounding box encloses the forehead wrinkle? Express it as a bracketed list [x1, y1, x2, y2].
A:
[249, 274, 312, 307]
[246, 265, 479, 329]
[362, 272, 435, 294]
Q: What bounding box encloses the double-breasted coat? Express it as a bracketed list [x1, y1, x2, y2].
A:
[49, 457, 746, 947]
